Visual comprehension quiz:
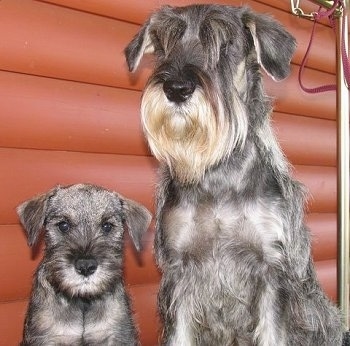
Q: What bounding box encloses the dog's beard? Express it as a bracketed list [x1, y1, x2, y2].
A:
[57, 267, 118, 299]
[141, 83, 247, 184]
[46, 255, 121, 299]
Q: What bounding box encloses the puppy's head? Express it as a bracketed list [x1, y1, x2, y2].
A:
[17, 184, 152, 298]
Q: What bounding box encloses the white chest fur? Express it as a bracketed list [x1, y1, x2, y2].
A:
[164, 196, 286, 266]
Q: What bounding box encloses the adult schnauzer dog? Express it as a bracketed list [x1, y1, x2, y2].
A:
[17, 183, 151, 345]
[125, 4, 345, 346]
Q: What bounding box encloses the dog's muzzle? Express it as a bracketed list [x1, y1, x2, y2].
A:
[163, 79, 196, 103]
[75, 257, 98, 277]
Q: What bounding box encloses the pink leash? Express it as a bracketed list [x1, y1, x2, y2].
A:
[298, 0, 350, 93]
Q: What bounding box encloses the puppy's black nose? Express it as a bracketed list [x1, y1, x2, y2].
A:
[163, 79, 195, 103]
[75, 258, 98, 277]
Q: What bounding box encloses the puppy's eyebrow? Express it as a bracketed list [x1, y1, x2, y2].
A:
[101, 213, 120, 223]
[45, 214, 72, 224]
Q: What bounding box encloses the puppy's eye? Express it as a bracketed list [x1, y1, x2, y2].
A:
[101, 222, 113, 234]
[57, 221, 70, 233]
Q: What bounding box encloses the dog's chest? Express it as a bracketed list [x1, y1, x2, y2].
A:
[35, 296, 84, 344]
[37, 294, 127, 345]
[163, 196, 285, 265]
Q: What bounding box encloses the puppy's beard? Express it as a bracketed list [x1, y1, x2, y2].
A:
[49, 264, 119, 299]
[141, 84, 247, 184]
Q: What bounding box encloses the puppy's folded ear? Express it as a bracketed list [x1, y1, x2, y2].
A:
[17, 187, 58, 247]
[243, 9, 296, 81]
[121, 197, 152, 252]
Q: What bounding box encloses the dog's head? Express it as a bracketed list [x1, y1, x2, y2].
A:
[125, 5, 296, 183]
[17, 184, 152, 298]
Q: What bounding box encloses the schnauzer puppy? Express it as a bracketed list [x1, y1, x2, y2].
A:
[125, 4, 345, 346]
[17, 183, 151, 345]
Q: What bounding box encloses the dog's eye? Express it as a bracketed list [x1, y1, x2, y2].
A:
[220, 42, 231, 55]
[57, 221, 70, 233]
[101, 222, 113, 234]
[151, 32, 165, 55]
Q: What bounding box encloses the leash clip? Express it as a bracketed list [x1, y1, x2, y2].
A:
[291, 0, 317, 19]
[291, 0, 343, 20]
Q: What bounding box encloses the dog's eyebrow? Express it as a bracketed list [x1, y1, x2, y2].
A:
[44, 214, 72, 223]
[100, 213, 121, 223]
[154, 17, 187, 53]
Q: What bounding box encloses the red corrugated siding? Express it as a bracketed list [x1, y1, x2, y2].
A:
[0, 1, 338, 345]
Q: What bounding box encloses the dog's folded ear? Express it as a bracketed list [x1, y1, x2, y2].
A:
[243, 10, 296, 81]
[121, 197, 152, 251]
[17, 187, 58, 247]
[124, 19, 154, 72]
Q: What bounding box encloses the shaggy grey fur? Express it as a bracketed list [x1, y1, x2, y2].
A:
[17, 184, 151, 346]
[125, 4, 345, 346]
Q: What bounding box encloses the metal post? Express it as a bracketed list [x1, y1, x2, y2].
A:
[291, 0, 350, 328]
[336, 0, 350, 328]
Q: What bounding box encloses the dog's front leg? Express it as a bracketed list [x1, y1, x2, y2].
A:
[254, 282, 286, 346]
[167, 302, 194, 346]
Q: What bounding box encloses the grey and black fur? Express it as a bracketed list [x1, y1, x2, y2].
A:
[125, 4, 345, 346]
[17, 184, 151, 346]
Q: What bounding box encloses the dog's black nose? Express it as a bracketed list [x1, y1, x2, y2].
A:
[75, 258, 98, 277]
[163, 79, 195, 103]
